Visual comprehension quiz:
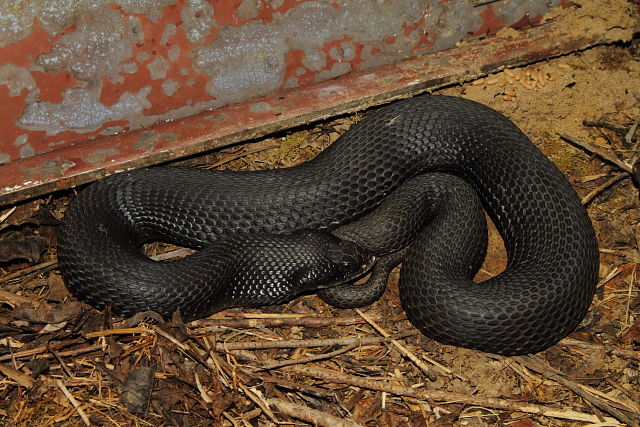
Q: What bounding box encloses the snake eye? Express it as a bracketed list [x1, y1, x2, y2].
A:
[325, 238, 375, 280]
[290, 233, 374, 291]
[328, 239, 368, 268]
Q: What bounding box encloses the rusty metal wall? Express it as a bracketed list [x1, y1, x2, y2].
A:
[2, 0, 637, 206]
[0, 1, 558, 164]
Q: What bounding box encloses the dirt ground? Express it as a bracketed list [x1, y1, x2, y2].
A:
[1, 34, 639, 427]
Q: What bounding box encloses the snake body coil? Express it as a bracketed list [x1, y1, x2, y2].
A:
[58, 95, 599, 355]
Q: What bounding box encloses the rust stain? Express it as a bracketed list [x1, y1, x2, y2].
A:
[133, 131, 178, 152]
[469, 5, 505, 38]
[21, 158, 76, 181]
[83, 148, 121, 165]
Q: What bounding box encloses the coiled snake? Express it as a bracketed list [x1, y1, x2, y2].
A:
[58, 95, 599, 355]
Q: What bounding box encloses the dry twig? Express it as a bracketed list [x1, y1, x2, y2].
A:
[355, 308, 463, 380]
[581, 173, 630, 205]
[258, 341, 361, 370]
[513, 355, 640, 426]
[558, 133, 632, 173]
[0, 260, 58, 284]
[56, 380, 91, 426]
[190, 313, 394, 329]
[211, 330, 417, 351]
[0, 363, 35, 388]
[0, 341, 103, 363]
[268, 398, 365, 427]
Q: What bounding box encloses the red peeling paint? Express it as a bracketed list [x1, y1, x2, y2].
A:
[282, 49, 312, 87]
[0, 86, 31, 153]
[413, 31, 437, 54]
[254, 0, 309, 24]
[100, 5, 211, 118]
[406, 16, 437, 53]
[31, 70, 80, 104]
[403, 15, 424, 38]
[212, 0, 245, 26]
[511, 13, 543, 30]
[320, 36, 365, 72]
[468, 5, 505, 38]
[2, 22, 50, 67]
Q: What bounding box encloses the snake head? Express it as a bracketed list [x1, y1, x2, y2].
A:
[290, 231, 375, 291]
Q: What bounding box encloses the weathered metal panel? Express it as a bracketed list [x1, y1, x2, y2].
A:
[0, 0, 637, 206]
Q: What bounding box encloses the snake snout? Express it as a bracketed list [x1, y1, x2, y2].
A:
[327, 238, 375, 272]
[322, 237, 376, 285]
[291, 231, 375, 291]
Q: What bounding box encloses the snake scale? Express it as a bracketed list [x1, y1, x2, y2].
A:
[58, 95, 599, 355]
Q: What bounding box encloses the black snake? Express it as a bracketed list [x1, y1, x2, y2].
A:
[58, 95, 599, 355]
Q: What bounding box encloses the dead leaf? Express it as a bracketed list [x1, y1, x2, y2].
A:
[13, 301, 83, 324]
[120, 365, 156, 415]
[46, 273, 71, 303]
[352, 396, 381, 423]
[509, 418, 536, 427]
[620, 317, 640, 344]
[0, 201, 43, 230]
[0, 231, 48, 263]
